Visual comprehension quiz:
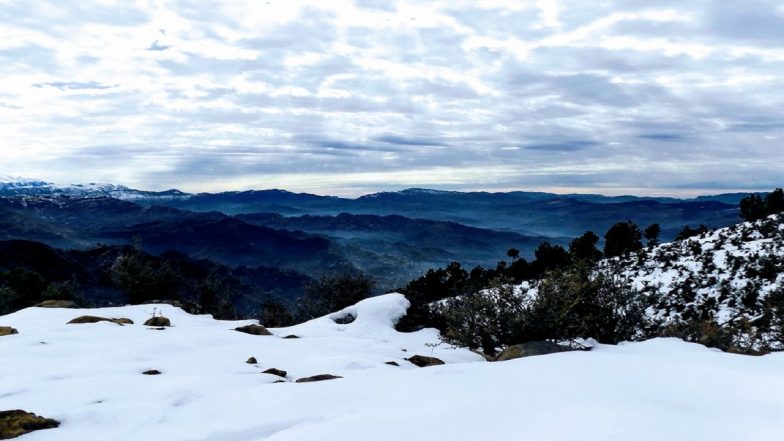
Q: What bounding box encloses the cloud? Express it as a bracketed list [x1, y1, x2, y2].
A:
[147, 40, 171, 51]
[35, 81, 116, 91]
[525, 141, 599, 152]
[0, 0, 782, 196]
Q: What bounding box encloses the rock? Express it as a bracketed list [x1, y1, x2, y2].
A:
[246, 357, 258, 364]
[332, 313, 356, 325]
[0, 327, 18, 337]
[142, 369, 161, 375]
[406, 355, 445, 367]
[0, 410, 59, 439]
[234, 324, 271, 336]
[295, 374, 342, 383]
[143, 316, 171, 327]
[385, 361, 399, 366]
[495, 341, 581, 361]
[35, 300, 77, 308]
[283, 335, 300, 339]
[262, 368, 287, 378]
[67, 316, 133, 325]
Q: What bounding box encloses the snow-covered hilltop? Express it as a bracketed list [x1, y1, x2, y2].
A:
[0, 177, 188, 201]
[1, 294, 783, 440]
[601, 214, 784, 350]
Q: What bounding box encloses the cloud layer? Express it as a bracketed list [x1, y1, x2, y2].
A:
[0, 0, 782, 196]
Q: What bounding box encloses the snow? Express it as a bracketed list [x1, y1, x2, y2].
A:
[2, 294, 783, 440]
[0, 177, 189, 200]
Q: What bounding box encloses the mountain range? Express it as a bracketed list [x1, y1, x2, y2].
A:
[0, 177, 756, 290]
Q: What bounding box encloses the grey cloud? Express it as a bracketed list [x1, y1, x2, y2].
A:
[638, 133, 690, 142]
[704, 1, 784, 45]
[373, 135, 447, 147]
[35, 81, 117, 91]
[525, 141, 599, 152]
[147, 40, 171, 51]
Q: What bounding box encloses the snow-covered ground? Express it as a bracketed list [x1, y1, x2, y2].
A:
[1, 294, 783, 440]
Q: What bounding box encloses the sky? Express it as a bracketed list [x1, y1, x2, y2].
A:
[0, 0, 782, 196]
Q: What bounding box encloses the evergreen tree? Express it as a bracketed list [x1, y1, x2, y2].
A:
[740, 194, 766, 221]
[765, 188, 784, 215]
[644, 223, 661, 247]
[603, 221, 643, 258]
[569, 231, 602, 262]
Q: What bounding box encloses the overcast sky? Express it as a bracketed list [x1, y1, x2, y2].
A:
[1, 1, 782, 196]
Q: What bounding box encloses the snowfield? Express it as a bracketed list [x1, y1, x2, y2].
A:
[1, 294, 783, 440]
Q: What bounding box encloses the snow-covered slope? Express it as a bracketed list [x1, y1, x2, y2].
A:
[600, 214, 784, 348]
[0, 177, 189, 200]
[2, 294, 784, 440]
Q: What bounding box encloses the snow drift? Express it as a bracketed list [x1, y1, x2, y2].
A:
[1, 294, 783, 440]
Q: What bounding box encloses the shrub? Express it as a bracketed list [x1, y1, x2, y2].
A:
[295, 273, 375, 321]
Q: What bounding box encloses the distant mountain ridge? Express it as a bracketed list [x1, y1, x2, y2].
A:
[0, 178, 752, 241]
[0, 195, 552, 289]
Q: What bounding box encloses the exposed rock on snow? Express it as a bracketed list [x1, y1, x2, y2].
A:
[0, 326, 18, 336]
[406, 355, 445, 367]
[0, 410, 59, 439]
[2, 295, 780, 440]
[142, 370, 161, 376]
[296, 374, 343, 383]
[143, 316, 171, 327]
[495, 341, 581, 361]
[263, 368, 288, 378]
[67, 316, 133, 325]
[246, 357, 258, 364]
[234, 324, 272, 335]
[35, 300, 77, 308]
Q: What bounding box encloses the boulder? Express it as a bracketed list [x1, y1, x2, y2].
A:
[143, 316, 171, 327]
[495, 341, 581, 361]
[385, 361, 399, 367]
[35, 300, 77, 308]
[262, 368, 287, 378]
[295, 374, 342, 383]
[332, 313, 356, 325]
[142, 369, 161, 375]
[234, 324, 272, 336]
[246, 357, 258, 364]
[0, 410, 59, 439]
[406, 355, 445, 367]
[0, 326, 18, 337]
[68, 316, 133, 325]
[283, 335, 300, 339]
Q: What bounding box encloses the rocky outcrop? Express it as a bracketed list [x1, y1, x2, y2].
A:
[142, 369, 161, 375]
[67, 316, 133, 325]
[143, 316, 171, 327]
[0, 326, 18, 336]
[35, 300, 77, 308]
[406, 355, 445, 367]
[295, 374, 342, 383]
[0, 410, 59, 439]
[262, 368, 287, 378]
[234, 324, 271, 336]
[246, 357, 258, 364]
[495, 341, 580, 361]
